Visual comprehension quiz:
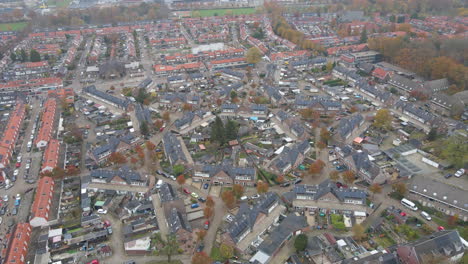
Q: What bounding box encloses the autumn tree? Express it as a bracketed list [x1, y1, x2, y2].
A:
[206, 196, 215, 208]
[374, 109, 392, 131]
[162, 112, 170, 122]
[352, 224, 366, 241]
[192, 252, 212, 264]
[221, 190, 236, 209]
[182, 103, 193, 111]
[204, 207, 214, 219]
[392, 182, 407, 196]
[309, 160, 324, 176]
[246, 47, 262, 64]
[277, 175, 285, 183]
[233, 184, 244, 199]
[220, 243, 234, 259]
[176, 175, 186, 189]
[146, 140, 156, 151]
[256, 181, 269, 194]
[320, 127, 331, 143]
[447, 214, 459, 227]
[161, 234, 179, 263]
[108, 152, 127, 164]
[329, 170, 340, 181]
[316, 141, 327, 150]
[66, 166, 80, 176]
[369, 183, 382, 197]
[343, 170, 355, 184]
[196, 230, 207, 241]
[154, 119, 164, 130]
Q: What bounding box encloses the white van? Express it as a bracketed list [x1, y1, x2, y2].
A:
[156, 180, 163, 189]
[401, 198, 418, 211]
[421, 211, 432, 221]
[240, 196, 248, 201]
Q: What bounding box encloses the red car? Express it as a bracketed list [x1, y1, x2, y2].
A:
[87, 260, 99, 264]
[438, 226, 445, 231]
[204, 221, 210, 230]
[183, 188, 191, 194]
[15, 162, 21, 168]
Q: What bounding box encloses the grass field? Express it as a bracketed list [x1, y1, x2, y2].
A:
[0, 22, 27, 32]
[193, 8, 256, 17]
[46, 0, 73, 8]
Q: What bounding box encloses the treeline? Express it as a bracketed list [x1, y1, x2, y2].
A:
[31, 3, 167, 28]
[369, 36, 467, 94]
[265, 2, 324, 53]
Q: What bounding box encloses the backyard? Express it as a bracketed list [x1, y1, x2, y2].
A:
[46, 0, 73, 7]
[192, 8, 256, 17]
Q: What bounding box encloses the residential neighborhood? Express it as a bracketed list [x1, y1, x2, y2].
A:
[0, 1, 466, 264]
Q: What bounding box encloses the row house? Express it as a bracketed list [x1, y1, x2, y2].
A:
[151, 37, 187, 48]
[174, 110, 214, 134]
[193, 161, 257, 186]
[0, 102, 25, 168]
[30, 177, 55, 227]
[220, 69, 245, 81]
[159, 92, 200, 106]
[0, 77, 63, 94]
[274, 110, 309, 140]
[162, 132, 190, 166]
[209, 57, 248, 70]
[48, 87, 75, 105]
[41, 139, 60, 173]
[294, 96, 342, 115]
[64, 35, 82, 66]
[32, 43, 61, 56]
[90, 166, 148, 186]
[269, 50, 310, 62]
[247, 36, 269, 54]
[3, 61, 50, 81]
[263, 85, 284, 104]
[125, 33, 136, 58]
[356, 81, 392, 105]
[336, 114, 365, 141]
[291, 57, 327, 71]
[83, 85, 132, 110]
[2, 223, 32, 264]
[153, 62, 204, 76]
[285, 179, 368, 215]
[394, 101, 437, 128]
[35, 98, 57, 149]
[326, 43, 368, 56]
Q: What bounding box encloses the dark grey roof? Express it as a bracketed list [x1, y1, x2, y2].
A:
[264, 85, 282, 101]
[221, 104, 238, 110]
[174, 110, 208, 129]
[163, 133, 187, 164]
[274, 140, 310, 172]
[251, 104, 267, 112]
[342, 252, 399, 264]
[137, 78, 152, 89]
[89, 165, 144, 184]
[352, 151, 380, 179]
[167, 75, 184, 82]
[423, 78, 449, 92]
[221, 69, 245, 79]
[199, 160, 255, 181]
[228, 192, 279, 243]
[276, 110, 289, 122]
[135, 103, 152, 124]
[290, 123, 305, 137]
[83, 85, 131, 109]
[168, 208, 191, 233]
[389, 75, 422, 92]
[92, 133, 139, 160]
[257, 214, 308, 256]
[395, 101, 435, 123]
[338, 114, 363, 139]
[159, 183, 178, 203]
[160, 92, 200, 104]
[293, 179, 367, 202]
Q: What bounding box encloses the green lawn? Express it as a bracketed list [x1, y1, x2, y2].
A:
[210, 246, 224, 261]
[193, 8, 256, 17]
[46, 0, 72, 7]
[374, 235, 395, 248]
[0, 22, 27, 32]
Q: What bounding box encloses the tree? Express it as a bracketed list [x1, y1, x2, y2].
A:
[225, 119, 238, 142]
[204, 207, 214, 219]
[440, 135, 468, 168]
[360, 28, 368, 44]
[343, 170, 355, 184]
[192, 252, 212, 264]
[108, 152, 127, 164]
[196, 230, 207, 241]
[30, 49, 41, 62]
[173, 164, 185, 176]
[162, 112, 170, 122]
[374, 109, 393, 131]
[146, 140, 156, 151]
[230, 90, 238, 101]
[277, 175, 285, 183]
[447, 214, 459, 227]
[161, 234, 179, 263]
[309, 162, 323, 175]
[294, 234, 308, 252]
[220, 243, 234, 259]
[369, 183, 382, 197]
[420, 254, 449, 264]
[256, 181, 269, 194]
[206, 196, 215, 208]
[66, 166, 80, 176]
[352, 224, 366, 241]
[154, 119, 164, 130]
[329, 170, 340, 181]
[392, 182, 407, 196]
[19, 49, 27, 62]
[320, 127, 331, 143]
[140, 121, 149, 136]
[427, 128, 437, 141]
[176, 174, 186, 188]
[317, 141, 327, 150]
[246, 47, 262, 64]
[233, 184, 244, 199]
[10, 52, 16, 62]
[211, 116, 225, 145]
[221, 190, 236, 209]
[182, 103, 192, 111]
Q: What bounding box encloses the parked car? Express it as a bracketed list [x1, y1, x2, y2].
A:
[15, 162, 21, 168]
[3, 195, 8, 202]
[183, 188, 191, 194]
[294, 178, 302, 184]
[251, 194, 260, 199]
[421, 211, 432, 221]
[225, 214, 234, 223]
[191, 192, 199, 199]
[455, 169, 465, 178]
[203, 183, 209, 189]
[240, 196, 248, 201]
[13, 169, 19, 176]
[97, 209, 107, 214]
[196, 243, 204, 253]
[0, 207, 6, 215]
[198, 197, 206, 203]
[107, 227, 113, 234]
[191, 203, 199, 209]
[12, 207, 18, 215]
[204, 221, 210, 230]
[280, 182, 290, 187]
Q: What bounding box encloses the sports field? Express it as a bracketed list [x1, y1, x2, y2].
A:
[193, 8, 256, 17]
[0, 22, 28, 32]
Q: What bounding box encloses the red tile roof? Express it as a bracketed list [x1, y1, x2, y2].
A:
[0, 77, 62, 91]
[20, 61, 49, 68]
[0, 102, 25, 168]
[2, 223, 32, 264]
[41, 139, 60, 173]
[35, 98, 57, 148]
[372, 67, 392, 80]
[30, 177, 54, 226]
